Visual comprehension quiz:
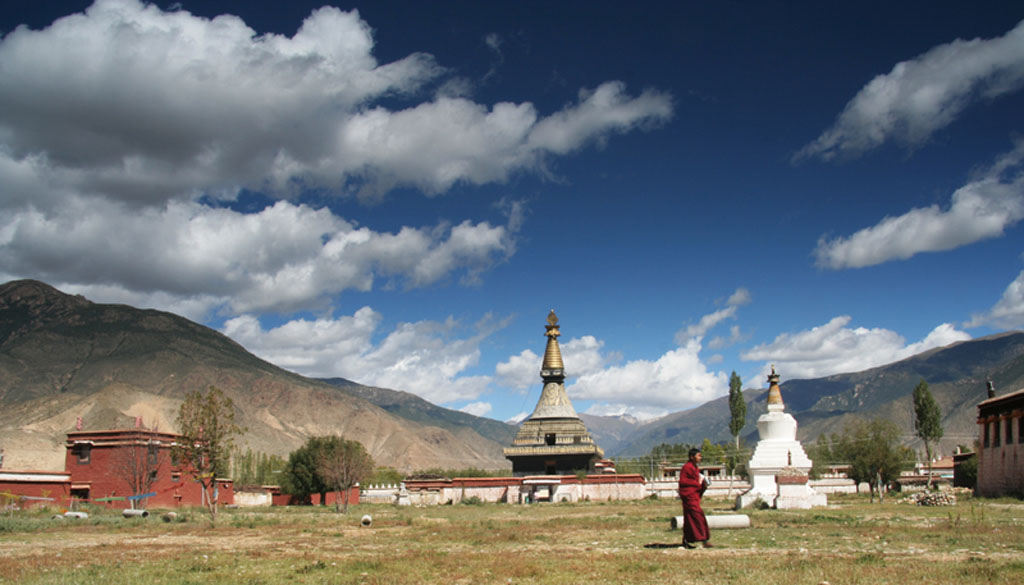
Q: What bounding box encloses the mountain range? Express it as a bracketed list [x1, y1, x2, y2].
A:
[2, 279, 1021, 472]
[584, 331, 1024, 458]
[0, 280, 510, 472]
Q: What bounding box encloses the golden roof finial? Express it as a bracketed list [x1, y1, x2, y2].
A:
[545, 309, 560, 337]
[542, 310, 564, 371]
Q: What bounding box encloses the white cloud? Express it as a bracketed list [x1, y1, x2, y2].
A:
[796, 19, 1024, 161]
[966, 269, 1024, 329]
[494, 349, 541, 389]
[0, 0, 671, 314]
[675, 287, 751, 343]
[815, 144, 1024, 269]
[570, 338, 727, 416]
[0, 198, 515, 317]
[677, 306, 737, 343]
[727, 287, 752, 306]
[459, 402, 493, 417]
[707, 325, 747, 350]
[222, 309, 506, 405]
[741, 316, 971, 380]
[498, 293, 748, 417]
[497, 316, 728, 418]
[0, 1, 671, 207]
[494, 335, 610, 389]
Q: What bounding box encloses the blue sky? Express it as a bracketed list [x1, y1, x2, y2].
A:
[2, 1, 1023, 422]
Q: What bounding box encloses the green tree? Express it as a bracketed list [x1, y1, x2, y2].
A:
[231, 448, 286, 486]
[282, 436, 333, 504]
[316, 436, 374, 513]
[821, 419, 913, 503]
[728, 371, 746, 451]
[912, 379, 944, 489]
[173, 386, 243, 521]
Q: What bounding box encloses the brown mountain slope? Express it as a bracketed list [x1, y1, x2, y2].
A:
[0, 280, 508, 472]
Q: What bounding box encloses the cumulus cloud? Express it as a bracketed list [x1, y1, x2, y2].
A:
[570, 338, 727, 417]
[741, 316, 971, 381]
[0, 0, 672, 207]
[815, 144, 1024, 269]
[459, 402, 493, 417]
[0, 0, 671, 317]
[222, 309, 507, 405]
[494, 335, 611, 389]
[0, 199, 516, 317]
[966, 269, 1024, 329]
[498, 297, 744, 418]
[795, 19, 1024, 161]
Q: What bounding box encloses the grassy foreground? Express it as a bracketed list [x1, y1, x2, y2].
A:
[1, 494, 1022, 584]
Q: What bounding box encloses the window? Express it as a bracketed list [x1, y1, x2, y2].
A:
[148, 443, 159, 466]
[994, 420, 1001, 447]
[1007, 416, 1014, 446]
[1018, 416, 1023, 444]
[149, 470, 158, 482]
[984, 422, 990, 448]
[545, 433, 556, 446]
[76, 444, 91, 464]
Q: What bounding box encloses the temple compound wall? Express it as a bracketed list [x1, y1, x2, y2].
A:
[363, 473, 847, 505]
[378, 474, 647, 505]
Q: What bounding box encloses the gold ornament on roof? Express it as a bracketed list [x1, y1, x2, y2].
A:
[542, 310, 564, 371]
[766, 364, 784, 406]
[545, 310, 560, 337]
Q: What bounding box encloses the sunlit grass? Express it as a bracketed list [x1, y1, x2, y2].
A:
[1, 494, 1022, 584]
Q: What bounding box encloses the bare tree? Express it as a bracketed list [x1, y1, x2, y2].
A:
[112, 433, 162, 509]
[315, 436, 374, 513]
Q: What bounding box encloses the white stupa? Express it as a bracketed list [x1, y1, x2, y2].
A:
[737, 366, 826, 509]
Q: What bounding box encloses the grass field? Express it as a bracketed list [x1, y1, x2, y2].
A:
[2, 493, 1022, 584]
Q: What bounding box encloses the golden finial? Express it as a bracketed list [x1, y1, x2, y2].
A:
[545, 309, 560, 338]
[542, 310, 564, 370]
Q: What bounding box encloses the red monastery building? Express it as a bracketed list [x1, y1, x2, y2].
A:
[65, 429, 233, 508]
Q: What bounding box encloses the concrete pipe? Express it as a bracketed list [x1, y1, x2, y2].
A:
[671, 514, 750, 530]
[122, 509, 150, 518]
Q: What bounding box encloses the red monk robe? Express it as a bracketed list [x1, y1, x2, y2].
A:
[677, 460, 710, 545]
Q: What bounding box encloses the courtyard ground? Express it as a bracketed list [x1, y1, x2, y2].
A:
[1, 493, 1022, 584]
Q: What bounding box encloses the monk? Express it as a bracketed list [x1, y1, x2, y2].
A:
[677, 447, 712, 548]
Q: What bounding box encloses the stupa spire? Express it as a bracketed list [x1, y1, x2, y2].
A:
[766, 364, 784, 412]
[542, 310, 565, 372]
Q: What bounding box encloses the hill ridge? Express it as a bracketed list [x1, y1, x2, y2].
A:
[0, 280, 510, 472]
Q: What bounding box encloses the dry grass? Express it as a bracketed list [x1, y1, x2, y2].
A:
[1, 494, 1022, 584]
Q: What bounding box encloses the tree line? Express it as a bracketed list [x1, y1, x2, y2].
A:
[172, 376, 955, 520]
